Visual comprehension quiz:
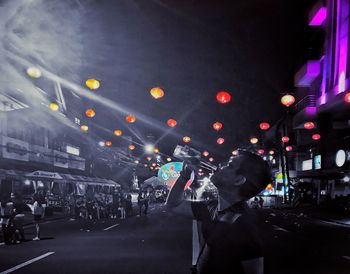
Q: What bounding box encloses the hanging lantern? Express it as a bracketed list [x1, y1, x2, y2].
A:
[232, 150, 239, 156]
[213, 122, 223, 131]
[281, 136, 290, 143]
[146, 156, 152, 161]
[259, 122, 270, 131]
[217, 138, 225, 145]
[26, 67, 42, 78]
[167, 119, 177, 127]
[144, 164, 148, 167]
[344, 92, 350, 103]
[85, 79, 100, 90]
[105, 141, 112, 147]
[114, 130, 122, 136]
[312, 134, 321, 140]
[304, 121, 315, 129]
[258, 149, 265, 155]
[216, 91, 231, 104]
[281, 94, 295, 107]
[153, 148, 159, 153]
[80, 125, 88, 132]
[129, 145, 135, 150]
[203, 151, 209, 157]
[134, 160, 139, 164]
[209, 157, 214, 162]
[167, 157, 172, 162]
[49, 103, 59, 111]
[150, 87, 164, 99]
[183, 136, 191, 143]
[85, 109, 95, 118]
[269, 150, 275, 155]
[250, 137, 258, 144]
[286, 146, 293, 152]
[126, 115, 136, 123]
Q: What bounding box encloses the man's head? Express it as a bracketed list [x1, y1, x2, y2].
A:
[210, 150, 271, 204]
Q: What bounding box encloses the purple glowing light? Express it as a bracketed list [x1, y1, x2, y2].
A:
[294, 60, 320, 87]
[306, 107, 317, 115]
[309, 7, 327, 26]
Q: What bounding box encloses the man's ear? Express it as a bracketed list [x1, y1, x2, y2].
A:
[232, 175, 246, 186]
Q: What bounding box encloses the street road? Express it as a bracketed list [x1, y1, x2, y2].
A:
[1, 204, 350, 274]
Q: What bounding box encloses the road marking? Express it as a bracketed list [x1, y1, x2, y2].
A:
[342, 256, 350, 261]
[192, 220, 200, 265]
[272, 225, 289, 232]
[0, 252, 55, 274]
[103, 224, 120, 231]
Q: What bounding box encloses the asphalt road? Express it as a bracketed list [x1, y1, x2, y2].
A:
[1, 204, 350, 274]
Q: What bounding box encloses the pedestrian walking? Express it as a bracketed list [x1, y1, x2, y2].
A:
[31, 199, 45, 241]
[0, 200, 14, 245]
[137, 191, 149, 216]
[118, 195, 126, 219]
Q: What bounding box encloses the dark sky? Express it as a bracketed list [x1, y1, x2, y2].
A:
[73, 0, 315, 162]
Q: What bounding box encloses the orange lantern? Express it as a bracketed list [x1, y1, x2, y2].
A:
[126, 115, 136, 123]
[167, 119, 177, 127]
[183, 136, 191, 143]
[150, 87, 164, 99]
[281, 94, 295, 107]
[153, 148, 159, 153]
[114, 130, 122, 136]
[213, 122, 223, 131]
[105, 141, 112, 147]
[85, 109, 95, 118]
[217, 138, 225, 144]
[129, 145, 135, 150]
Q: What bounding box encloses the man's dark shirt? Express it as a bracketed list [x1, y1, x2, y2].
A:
[191, 200, 263, 274]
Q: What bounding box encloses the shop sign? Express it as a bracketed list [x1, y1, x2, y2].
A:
[27, 170, 63, 180]
[53, 150, 69, 168]
[1, 136, 29, 161]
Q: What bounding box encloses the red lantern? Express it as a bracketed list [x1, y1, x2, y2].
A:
[146, 156, 152, 161]
[213, 122, 223, 131]
[85, 108, 95, 118]
[258, 149, 265, 155]
[183, 136, 191, 143]
[344, 92, 350, 103]
[281, 136, 290, 143]
[281, 94, 295, 107]
[259, 122, 270, 131]
[216, 91, 231, 104]
[269, 150, 274, 155]
[203, 151, 209, 157]
[232, 150, 239, 156]
[167, 119, 177, 127]
[105, 141, 112, 147]
[209, 157, 214, 162]
[312, 134, 321, 140]
[286, 146, 293, 152]
[126, 115, 136, 123]
[129, 145, 135, 150]
[304, 122, 315, 129]
[217, 138, 225, 145]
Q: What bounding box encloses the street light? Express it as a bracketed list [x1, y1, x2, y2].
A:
[145, 144, 154, 154]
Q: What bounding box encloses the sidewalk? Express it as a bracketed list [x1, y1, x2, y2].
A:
[268, 204, 350, 226]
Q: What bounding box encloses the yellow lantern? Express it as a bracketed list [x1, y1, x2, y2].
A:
[250, 137, 258, 144]
[114, 130, 122, 136]
[126, 115, 136, 123]
[153, 148, 159, 153]
[85, 79, 100, 90]
[85, 109, 95, 118]
[150, 87, 164, 99]
[49, 103, 59, 111]
[26, 67, 42, 78]
[80, 125, 89, 132]
[183, 136, 191, 143]
[129, 145, 135, 150]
